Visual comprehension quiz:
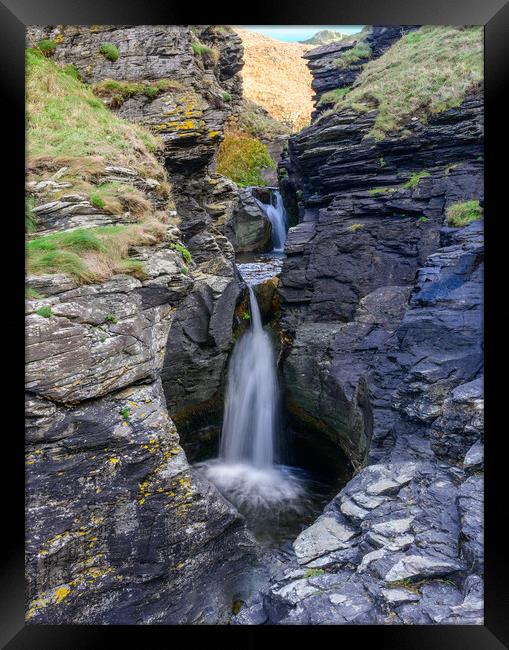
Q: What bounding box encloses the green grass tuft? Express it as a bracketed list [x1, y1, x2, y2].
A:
[400, 170, 431, 189]
[191, 42, 213, 57]
[303, 568, 326, 578]
[99, 43, 120, 62]
[171, 242, 192, 264]
[318, 86, 352, 107]
[90, 191, 106, 209]
[26, 196, 37, 232]
[106, 314, 118, 324]
[36, 39, 57, 57]
[36, 305, 52, 318]
[222, 91, 232, 102]
[334, 43, 371, 69]
[446, 199, 483, 227]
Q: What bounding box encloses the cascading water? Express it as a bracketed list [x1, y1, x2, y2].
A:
[220, 286, 278, 467]
[197, 189, 345, 548]
[198, 287, 325, 547]
[254, 190, 288, 253]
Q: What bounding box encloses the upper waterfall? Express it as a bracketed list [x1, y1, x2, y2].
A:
[255, 190, 288, 253]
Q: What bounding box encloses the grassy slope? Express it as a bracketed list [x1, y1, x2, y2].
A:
[327, 26, 483, 140]
[26, 49, 172, 285]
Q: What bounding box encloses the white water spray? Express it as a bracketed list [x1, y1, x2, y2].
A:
[255, 190, 288, 253]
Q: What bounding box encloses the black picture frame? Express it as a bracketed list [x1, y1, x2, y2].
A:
[2, 0, 507, 646]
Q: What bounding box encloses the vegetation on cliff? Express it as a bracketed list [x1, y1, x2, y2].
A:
[217, 129, 275, 186]
[26, 49, 163, 170]
[26, 48, 173, 284]
[323, 26, 483, 140]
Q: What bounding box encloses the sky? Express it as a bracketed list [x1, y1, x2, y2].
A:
[239, 26, 364, 42]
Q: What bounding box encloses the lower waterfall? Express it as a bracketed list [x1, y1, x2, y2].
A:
[198, 287, 328, 548]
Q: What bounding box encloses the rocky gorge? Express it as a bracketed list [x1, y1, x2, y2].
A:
[25, 24, 483, 626]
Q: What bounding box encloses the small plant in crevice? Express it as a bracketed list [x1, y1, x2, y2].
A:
[418, 216, 429, 223]
[170, 242, 192, 264]
[191, 41, 219, 64]
[36, 305, 52, 318]
[400, 170, 431, 190]
[99, 43, 120, 62]
[348, 223, 364, 232]
[26, 287, 43, 300]
[105, 314, 118, 324]
[379, 156, 386, 167]
[119, 407, 130, 421]
[303, 568, 326, 578]
[222, 91, 232, 102]
[242, 311, 251, 321]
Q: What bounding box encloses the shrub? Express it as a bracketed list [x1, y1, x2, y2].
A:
[217, 130, 275, 187]
[36, 39, 57, 57]
[99, 43, 120, 62]
[334, 43, 371, 69]
[36, 305, 52, 318]
[446, 200, 483, 227]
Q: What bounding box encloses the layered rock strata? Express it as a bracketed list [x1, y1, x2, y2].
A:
[25, 24, 262, 624]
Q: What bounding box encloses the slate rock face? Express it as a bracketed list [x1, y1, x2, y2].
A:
[240, 26, 485, 625]
[25, 25, 263, 624]
[228, 187, 272, 253]
[28, 24, 249, 431]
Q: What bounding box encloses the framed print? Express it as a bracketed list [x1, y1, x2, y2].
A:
[1, 0, 507, 646]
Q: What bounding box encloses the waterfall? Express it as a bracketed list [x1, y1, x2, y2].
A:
[255, 190, 288, 253]
[219, 287, 278, 467]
